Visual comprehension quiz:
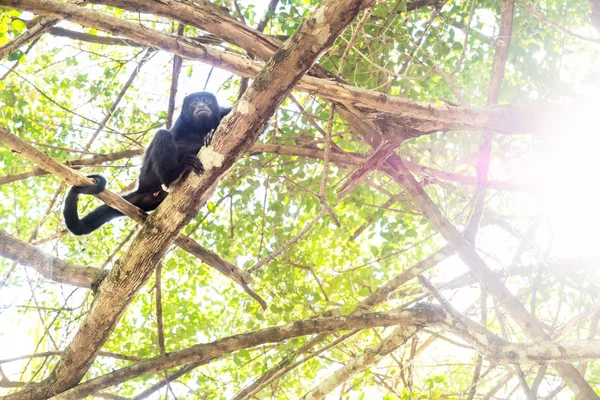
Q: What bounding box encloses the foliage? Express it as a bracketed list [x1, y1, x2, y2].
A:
[0, 0, 599, 398]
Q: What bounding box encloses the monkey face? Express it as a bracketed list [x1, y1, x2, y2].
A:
[183, 92, 220, 130]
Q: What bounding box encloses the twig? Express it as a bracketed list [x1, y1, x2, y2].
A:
[166, 24, 185, 130]
[517, 3, 600, 43]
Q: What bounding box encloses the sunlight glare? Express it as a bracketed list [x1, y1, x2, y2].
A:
[535, 90, 600, 259]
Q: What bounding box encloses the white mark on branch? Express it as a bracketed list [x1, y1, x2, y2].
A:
[237, 100, 254, 115]
[550, 344, 561, 357]
[199, 146, 224, 170]
[311, 7, 331, 49]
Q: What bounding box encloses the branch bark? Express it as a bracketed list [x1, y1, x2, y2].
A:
[302, 325, 418, 400]
[0, 230, 105, 288]
[0, 148, 143, 186]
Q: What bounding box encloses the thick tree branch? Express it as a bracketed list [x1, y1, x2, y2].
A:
[90, 0, 281, 60]
[0, 230, 105, 288]
[303, 325, 418, 400]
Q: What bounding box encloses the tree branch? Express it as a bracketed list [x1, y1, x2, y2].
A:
[0, 148, 143, 186]
[52, 308, 445, 399]
[302, 325, 418, 399]
[0, 230, 105, 288]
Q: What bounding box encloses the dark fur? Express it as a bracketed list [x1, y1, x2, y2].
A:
[63, 92, 231, 235]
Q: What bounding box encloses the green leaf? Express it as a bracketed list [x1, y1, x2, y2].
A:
[10, 18, 26, 32]
[6, 49, 22, 61]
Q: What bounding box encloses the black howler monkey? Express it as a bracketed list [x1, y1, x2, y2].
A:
[63, 92, 231, 235]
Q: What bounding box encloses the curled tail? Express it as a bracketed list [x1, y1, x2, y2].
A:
[63, 175, 122, 236]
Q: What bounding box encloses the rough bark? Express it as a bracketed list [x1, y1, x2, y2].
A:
[0, 230, 105, 288]
[303, 325, 418, 400]
[490, 339, 600, 364]
[0, 0, 373, 398]
[90, 0, 281, 60]
[48, 26, 141, 46]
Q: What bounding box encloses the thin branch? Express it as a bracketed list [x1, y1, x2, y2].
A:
[166, 24, 184, 130]
[464, 0, 515, 244]
[155, 264, 165, 355]
[517, 3, 600, 43]
[256, 0, 279, 33]
[0, 351, 144, 365]
[83, 48, 155, 153]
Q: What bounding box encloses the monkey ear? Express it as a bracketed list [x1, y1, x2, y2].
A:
[219, 106, 233, 120]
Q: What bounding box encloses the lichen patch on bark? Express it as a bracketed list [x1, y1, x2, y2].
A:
[198, 146, 225, 170]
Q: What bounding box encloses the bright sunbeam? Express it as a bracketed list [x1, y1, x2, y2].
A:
[532, 88, 600, 259]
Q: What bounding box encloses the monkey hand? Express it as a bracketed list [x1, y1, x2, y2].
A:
[181, 154, 204, 174]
